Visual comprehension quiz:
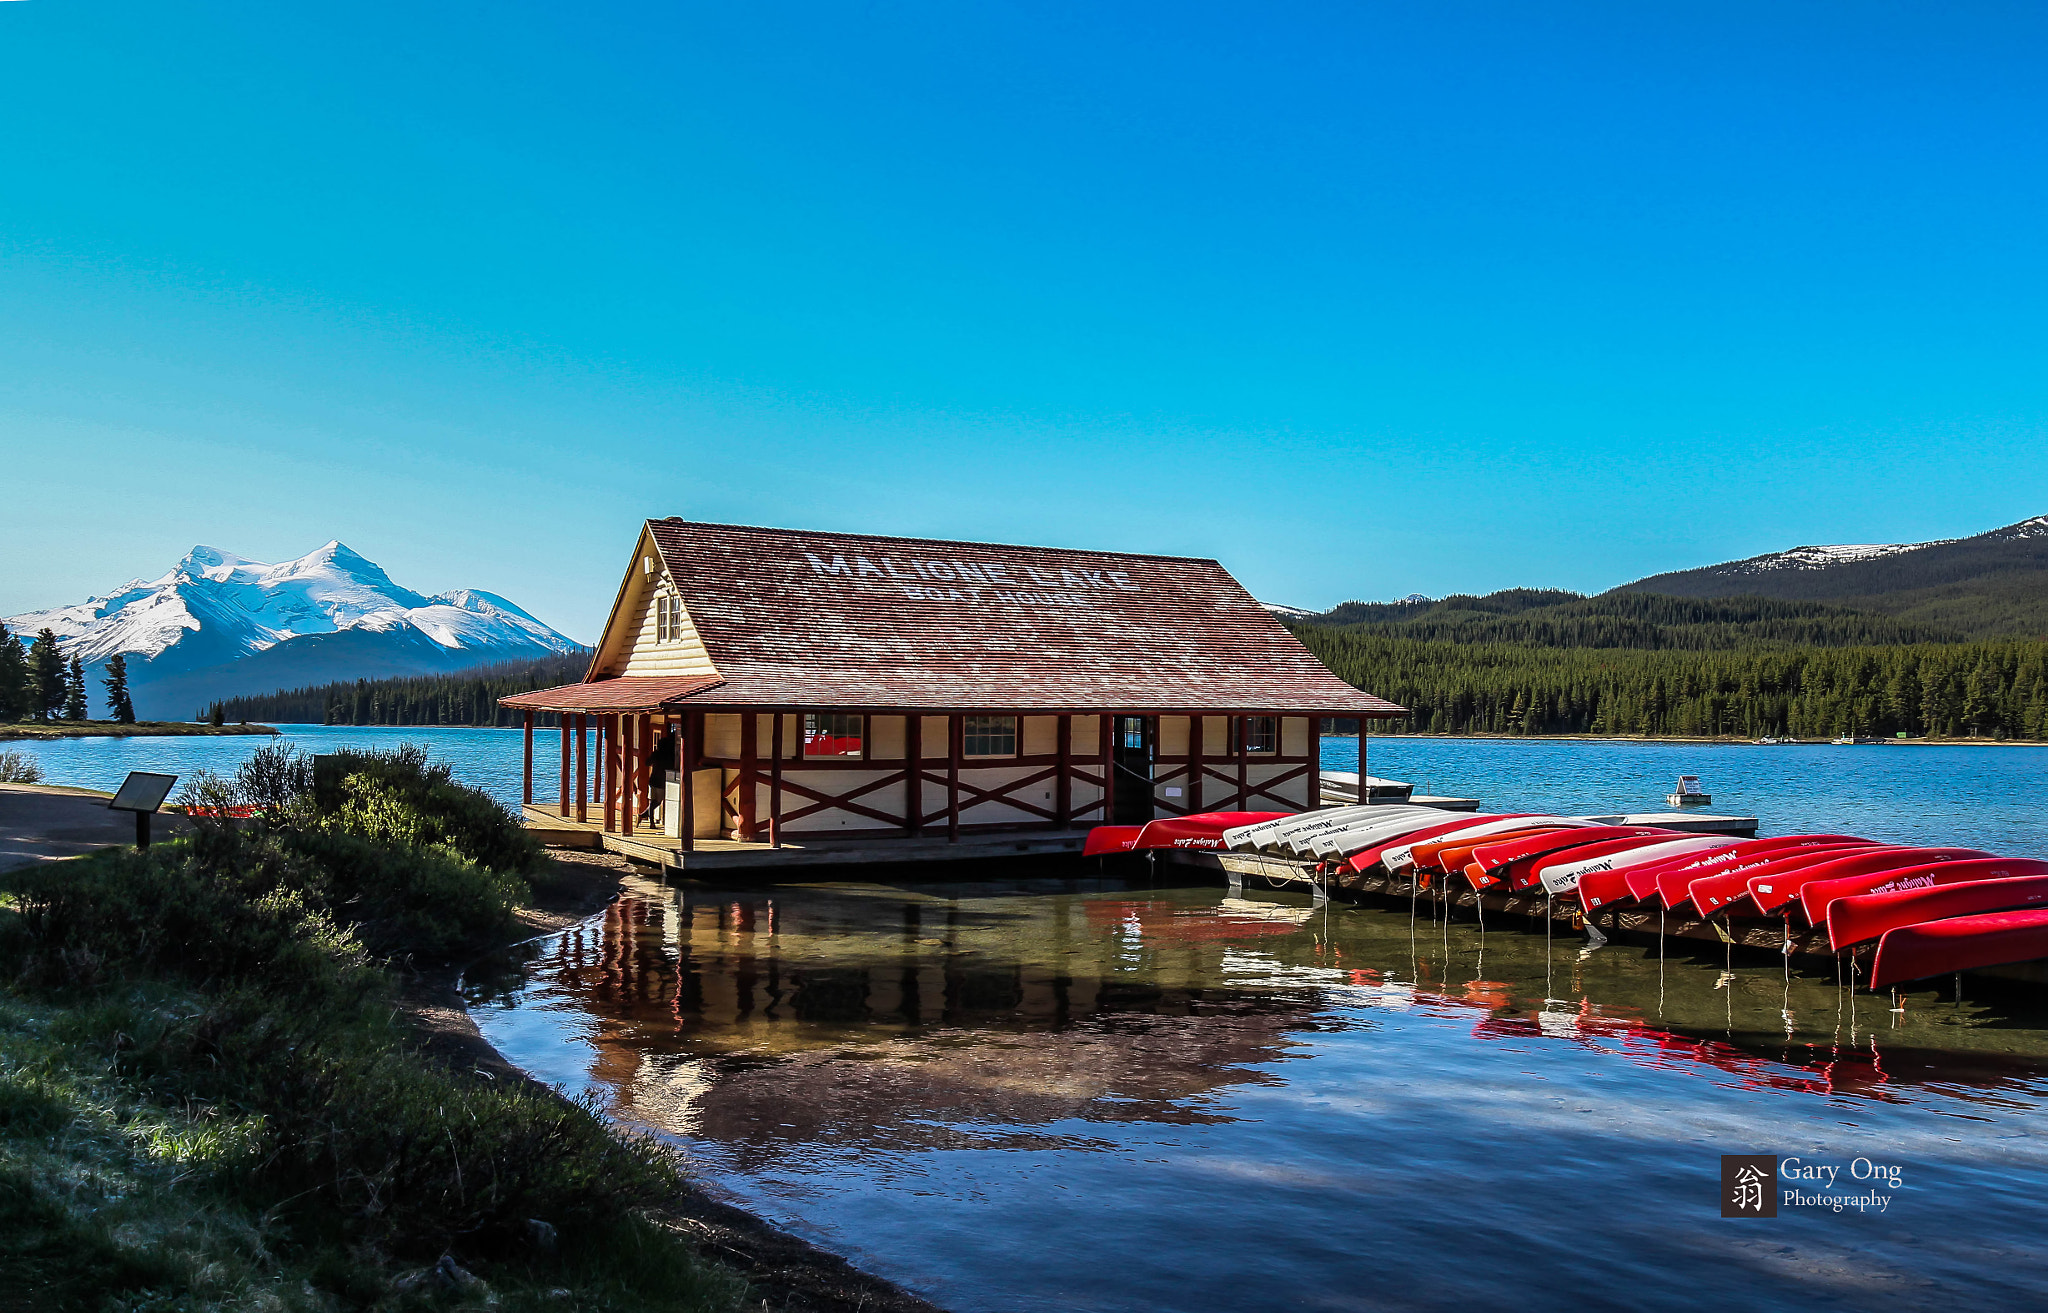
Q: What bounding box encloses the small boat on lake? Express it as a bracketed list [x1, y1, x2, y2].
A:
[1665, 776, 1711, 807]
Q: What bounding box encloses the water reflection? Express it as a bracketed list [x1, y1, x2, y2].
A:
[469, 877, 2048, 1311]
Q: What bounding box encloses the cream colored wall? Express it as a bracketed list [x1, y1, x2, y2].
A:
[920, 716, 949, 758]
[869, 715, 906, 759]
[756, 770, 907, 833]
[1201, 716, 1229, 756]
[1070, 715, 1102, 756]
[1282, 716, 1311, 757]
[1157, 716, 1188, 756]
[1022, 716, 1058, 756]
[704, 714, 743, 759]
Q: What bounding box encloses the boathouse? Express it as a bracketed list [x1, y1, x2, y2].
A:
[502, 520, 1404, 857]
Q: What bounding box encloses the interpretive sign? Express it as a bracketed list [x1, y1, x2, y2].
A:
[108, 771, 178, 850]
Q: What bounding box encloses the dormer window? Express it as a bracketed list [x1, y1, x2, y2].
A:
[655, 593, 683, 644]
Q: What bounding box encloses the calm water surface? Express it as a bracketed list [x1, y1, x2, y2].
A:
[29, 726, 2048, 1308]
[470, 875, 2048, 1311]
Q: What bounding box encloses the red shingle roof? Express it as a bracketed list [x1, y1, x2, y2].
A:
[502, 675, 722, 713]
[604, 520, 1405, 716]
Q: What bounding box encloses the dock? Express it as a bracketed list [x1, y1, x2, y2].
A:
[522, 804, 1090, 872]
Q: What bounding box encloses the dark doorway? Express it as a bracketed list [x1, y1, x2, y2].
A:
[1111, 715, 1155, 824]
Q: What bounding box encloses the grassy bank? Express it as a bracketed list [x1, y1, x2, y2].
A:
[0, 720, 280, 741]
[0, 743, 746, 1312]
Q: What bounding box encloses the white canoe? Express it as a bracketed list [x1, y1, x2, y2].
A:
[1380, 815, 1604, 874]
[1225, 804, 1432, 854]
[1270, 805, 1447, 858]
[1305, 811, 1490, 860]
[1535, 835, 1738, 896]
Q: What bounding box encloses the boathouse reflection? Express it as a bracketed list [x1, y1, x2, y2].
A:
[533, 886, 1330, 1157]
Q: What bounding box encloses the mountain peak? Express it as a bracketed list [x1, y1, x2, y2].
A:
[3, 541, 583, 709]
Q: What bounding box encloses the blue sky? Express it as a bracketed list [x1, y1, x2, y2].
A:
[5, 2, 2047, 642]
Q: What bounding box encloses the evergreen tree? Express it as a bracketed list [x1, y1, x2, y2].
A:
[27, 629, 66, 722]
[63, 657, 88, 721]
[102, 653, 136, 724]
[208, 701, 226, 728]
[0, 622, 26, 722]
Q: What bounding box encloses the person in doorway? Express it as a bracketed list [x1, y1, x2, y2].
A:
[641, 726, 680, 826]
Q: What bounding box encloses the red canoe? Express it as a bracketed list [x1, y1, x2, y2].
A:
[1085, 811, 1291, 857]
[1870, 907, 2048, 990]
[1464, 826, 1678, 892]
[1661, 842, 1878, 914]
[1827, 875, 2048, 951]
[1495, 829, 1684, 893]
[1575, 838, 1744, 911]
[1746, 846, 1997, 916]
[1346, 816, 1525, 875]
[1801, 857, 2048, 926]
[1413, 823, 1578, 874]
[1519, 833, 1703, 892]
[1620, 835, 1869, 908]
[1083, 825, 1143, 857]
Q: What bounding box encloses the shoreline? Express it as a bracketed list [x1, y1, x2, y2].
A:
[1347, 732, 2048, 747]
[406, 850, 945, 1313]
[0, 720, 280, 741]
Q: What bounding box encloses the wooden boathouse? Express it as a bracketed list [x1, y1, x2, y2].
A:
[503, 520, 1405, 868]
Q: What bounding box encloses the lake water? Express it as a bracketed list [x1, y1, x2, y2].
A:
[22, 726, 2048, 1309]
[14, 727, 2048, 856]
[470, 874, 2048, 1312]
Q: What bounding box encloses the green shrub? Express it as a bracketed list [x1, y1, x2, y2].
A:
[315, 743, 543, 875]
[279, 827, 525, 957]
[2, 842, 374, 1001]
[0, 749, 42, 784]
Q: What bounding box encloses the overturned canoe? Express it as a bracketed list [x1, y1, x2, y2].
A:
[1871, 908, 2048, 989]
[1828, 874, 2048, 950]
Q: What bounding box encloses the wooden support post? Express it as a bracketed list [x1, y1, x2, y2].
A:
[559, 716, 571, 817]
[522, 711, 534, 806]
[740, 713, 758, 841]
[638, 714, 653, 833]
[1236, 715, 1248, 810]
[947, 713, 962, 842]
[620, 714, 635, 837]
[602, 715, 616, 833]
[769, 713, 784, 849]
[1306, 717, 1322, 809]
[680, 713, 695, 853]
[576, 714, 589, 824]
[906, 714, 923, 835]
[1055, 714, 1071, 828]
[1101, 715, 1116, 825]
[1188, 714, 1204, 814]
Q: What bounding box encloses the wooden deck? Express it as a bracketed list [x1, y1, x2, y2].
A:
[521, 805, 1090, 872]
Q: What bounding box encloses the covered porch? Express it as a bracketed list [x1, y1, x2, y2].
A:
[502, 679, 1355, 856]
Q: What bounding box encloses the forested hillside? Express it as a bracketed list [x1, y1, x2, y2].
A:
[1309, 590, 1962, 650]
[208, 652, 589, 727]
[1298, 626, 2048, 740]
[1619, 514, 2048, 637]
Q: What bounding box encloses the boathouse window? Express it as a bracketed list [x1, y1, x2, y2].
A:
[1231, 716, 1278, 755]
[963, 715, 1018, 757]
[803, 713, 864, 757]
[654, 593, 683, 643]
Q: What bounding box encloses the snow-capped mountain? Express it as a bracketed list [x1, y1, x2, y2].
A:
[5, 543, 583, 718]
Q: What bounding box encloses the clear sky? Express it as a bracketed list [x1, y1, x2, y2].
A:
[5, 2, 2047, 642]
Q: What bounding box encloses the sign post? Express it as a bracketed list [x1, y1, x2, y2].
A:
[108, 772, 179, 849]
